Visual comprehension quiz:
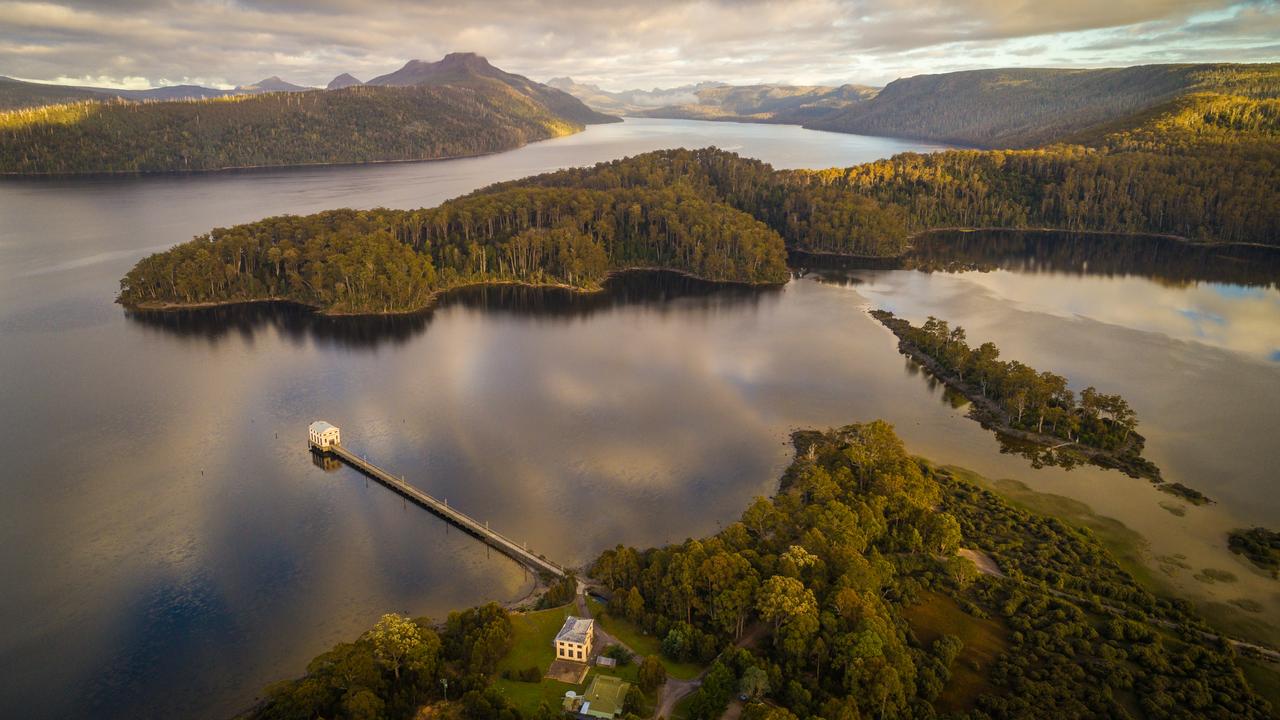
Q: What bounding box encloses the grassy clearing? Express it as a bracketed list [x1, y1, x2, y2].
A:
[493, 602, 651, 715]
[586, 597, 704, 680]
[903, 590, 1009, 712]
[492, 676, 576, 715]
[497, 603, 574, 677]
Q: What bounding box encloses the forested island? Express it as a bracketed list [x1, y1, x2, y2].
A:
[0, 54, 616, 174]
[248, 422, 1273, 720]
[867, 310, 1215, 505]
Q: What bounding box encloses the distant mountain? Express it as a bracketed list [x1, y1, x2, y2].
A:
[235, 76, 313, 94]
[805, 63, 1280, 148]
[110, 85, 230, 102]
[636, 83, 875, 123]
[368, 52, 616, 125]
[546, 77, 722, 114]
[0, 76, 103, 110]
[0, 54, 621, 174]
[548, 77, 874, 123]
[327, 73, 363, 90]
[0, 76, 232, 109]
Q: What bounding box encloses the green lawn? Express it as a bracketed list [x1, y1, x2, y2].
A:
[493, 602, 650, 715]
[496, 603, 574, 677]
[587, 597, 704, 680]
[902, 589, 1009, 712]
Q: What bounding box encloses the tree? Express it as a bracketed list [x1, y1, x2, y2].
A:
[340, 688, 384, 720]
[638, 655, 667, 693]
[367, 614, 437, 682]
[623, 684, 646, 715]
[625, 586, 645, 621]
[740, 665, 771, 700]
[757, 576, 816, 633]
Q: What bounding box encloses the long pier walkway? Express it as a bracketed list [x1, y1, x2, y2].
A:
[320, 439, 565, 578]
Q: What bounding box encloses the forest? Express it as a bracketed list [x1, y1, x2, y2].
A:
[249, 422, 1273, 719]
[494, 94, 1280, 250]
[117, 185, 790, 314]
[0, 83, 597, 174]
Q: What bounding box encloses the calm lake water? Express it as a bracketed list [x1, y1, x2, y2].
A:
[1, 118, 1278, 719]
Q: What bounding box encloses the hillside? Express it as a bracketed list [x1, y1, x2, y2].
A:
[369, 53, 616, 125]
[0, 56, 618, 174]
[807, 63, 1280, 148]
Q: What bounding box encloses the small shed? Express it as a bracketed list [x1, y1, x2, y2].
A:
[308, 421, 341, 450]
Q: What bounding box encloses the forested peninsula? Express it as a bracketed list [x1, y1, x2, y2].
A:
[117, 186, 790, 314]
[119, 64, 1278, 313]
[248, 422, 1274, 720]
[865, 311, 1213, 505]
[0, 54, 616, 174]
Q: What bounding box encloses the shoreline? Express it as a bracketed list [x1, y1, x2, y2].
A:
[790, 226, 1278, 263]
[0, 118, 621, 178]
[119, 268, 784, 318]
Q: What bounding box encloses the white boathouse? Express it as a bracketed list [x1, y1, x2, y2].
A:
[308, 421, 341, 450]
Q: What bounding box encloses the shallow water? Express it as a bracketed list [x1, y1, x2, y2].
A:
[1, 120, 1278, 719]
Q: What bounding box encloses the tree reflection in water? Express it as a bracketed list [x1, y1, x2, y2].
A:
[125, 270, 779, 350]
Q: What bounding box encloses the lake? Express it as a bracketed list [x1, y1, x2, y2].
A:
[1, 118, 1277, 719]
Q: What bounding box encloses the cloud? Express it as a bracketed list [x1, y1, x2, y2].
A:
[0, 0, 1275, 89]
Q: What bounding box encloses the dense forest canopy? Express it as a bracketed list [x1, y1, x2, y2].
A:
[250, 422, 1274, 719]
[0, 54, 616, 174]
[117, 183, 789, 313]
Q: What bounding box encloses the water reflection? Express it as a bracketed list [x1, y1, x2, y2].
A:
[795, 229, 1280, 289]
[124, 271, 779, 349]
[800, 231, 1280, 361]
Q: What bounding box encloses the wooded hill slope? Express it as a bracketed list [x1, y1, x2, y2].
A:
[806, 63, 1280, 148]
[0, 54, 616, 174]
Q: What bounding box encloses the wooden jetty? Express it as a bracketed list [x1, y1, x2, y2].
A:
[309, 422, 565, 578]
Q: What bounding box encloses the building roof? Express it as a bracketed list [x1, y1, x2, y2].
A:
[555, 615, 594, 645]
[582, 674, 629, 718]
[309, 421, 338, 434]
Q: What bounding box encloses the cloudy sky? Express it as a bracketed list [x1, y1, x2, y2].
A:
[2, 0, 1278, 90]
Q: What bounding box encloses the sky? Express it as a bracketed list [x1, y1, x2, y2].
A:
[1, 0, 1278, 90]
